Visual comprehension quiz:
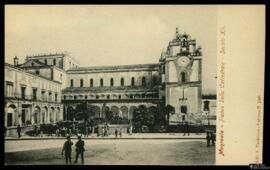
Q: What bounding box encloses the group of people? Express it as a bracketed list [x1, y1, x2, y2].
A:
[99, 123, 109, 137]
[31, 122, 94, 138]
[62, 135, 85, 165]
[114, 128, 122, 138]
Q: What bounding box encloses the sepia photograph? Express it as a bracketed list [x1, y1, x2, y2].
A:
[4, 5, 265, 166]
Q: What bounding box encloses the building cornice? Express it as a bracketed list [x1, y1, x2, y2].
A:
[66, 63, 160, 74]
[5, 63, 62, 84]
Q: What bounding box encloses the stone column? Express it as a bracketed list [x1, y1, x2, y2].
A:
[47, 110, 50, 123]
[54, 109, 56, 123]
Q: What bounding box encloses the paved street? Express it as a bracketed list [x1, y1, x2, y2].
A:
[5, 137, 215, 165]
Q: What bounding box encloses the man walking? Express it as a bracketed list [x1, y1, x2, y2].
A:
[115, 128, 118, 138]
[74, 136, 85, 165]
[211, 132, 216, 146]
[17, 124, 21, 138]
[62, 136, 73, 164]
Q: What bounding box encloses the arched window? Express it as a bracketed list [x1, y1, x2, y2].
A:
[152, 76, 157, 86]
[80, 79, 83, 87]
[44, 59, 47, 65]
[90, 79, 93, 87]
[182, 38, 187, 47]
[70, 79, 73, 87]
[100, 78, 103, 87]
[53, 59, 56, 65]
[121, 78, 124, 86]
[110, 78, 114, 86]
[131, 77, 135, 86]
[142, 77, 146, 86]
[107, 95, 110, 99]
[181, 72, 186, 83]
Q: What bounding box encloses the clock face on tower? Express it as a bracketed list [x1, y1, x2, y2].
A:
[177, 56, 190, 67]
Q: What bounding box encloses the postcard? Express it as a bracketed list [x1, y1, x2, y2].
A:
[4, 5, 265, 166]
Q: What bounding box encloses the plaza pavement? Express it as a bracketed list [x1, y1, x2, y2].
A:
[5, 138, 215, 165]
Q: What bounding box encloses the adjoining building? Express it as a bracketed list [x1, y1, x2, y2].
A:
[62, 63, 161, 121]
[4, 53, 80, 135]
[4, 63, 63, 135]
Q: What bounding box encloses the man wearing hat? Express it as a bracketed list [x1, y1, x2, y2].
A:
[74, 135, 85, 164]
[62, 136, 73, 164]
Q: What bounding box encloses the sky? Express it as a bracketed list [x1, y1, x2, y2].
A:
[5, 5, 217, 93]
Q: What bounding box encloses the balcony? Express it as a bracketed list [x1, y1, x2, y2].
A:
[5, 93, 61, 104]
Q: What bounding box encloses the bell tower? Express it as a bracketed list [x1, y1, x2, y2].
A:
[160, 28, 202, 121]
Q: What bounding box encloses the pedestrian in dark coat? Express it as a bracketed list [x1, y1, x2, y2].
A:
[74, 136, 85, 165]
[211, 132, 216, 146]
[115, 128, 118, 138]
[62, 136, 73, 164]
[17, 125, 21, 138]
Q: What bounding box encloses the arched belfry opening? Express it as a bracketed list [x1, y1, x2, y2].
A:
[181, 72, 187, 83]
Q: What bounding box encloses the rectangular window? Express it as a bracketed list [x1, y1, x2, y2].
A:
[80, 79, 83, 87]
[203, 101, 210, 111]
[131, 77, 135, 86]
[6, 82, 14, 97]
[180, 106, 187, 114]
[100, 79, 103, 87]
[110, 78, 114, 86]
[70, 79, 73, 87]
[121, 78, 124, 86]
[41, 90, 46, 101]
[142, 77, 146, 86]
[55, 93, 58, 103]
[90, 79, 93, 87]
[21, 86, 26, 99]
[48, 92, 52, 102]
[32, 88, 37, 101]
